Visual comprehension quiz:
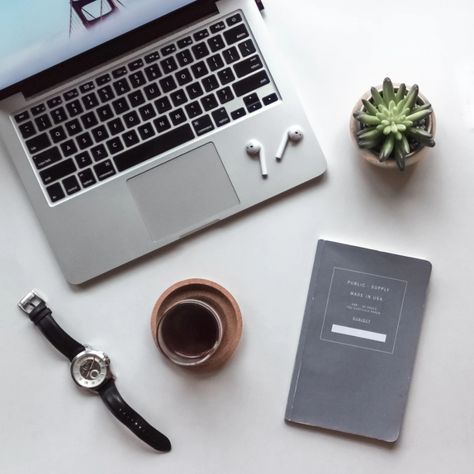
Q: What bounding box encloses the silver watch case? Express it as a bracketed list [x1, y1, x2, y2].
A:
[70, 348, 112, 390]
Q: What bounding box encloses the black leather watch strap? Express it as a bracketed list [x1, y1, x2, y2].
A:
[98, 379, 171, 452]
[19, 292, 85, 361]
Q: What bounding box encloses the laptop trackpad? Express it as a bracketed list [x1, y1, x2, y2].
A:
[127, 143, 240, 242]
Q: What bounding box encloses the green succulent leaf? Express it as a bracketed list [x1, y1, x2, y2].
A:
[362, 99, 378, 115]
[379, 134, 395, 161]
[383, 77, 396, 102]
[405, 108, 432, 123]
[405, 84, 419, 110]
[370, 87, 384, 107]
[394, 142, 406, 171]
[357, 113, 381, 126]
[406, 127, 436, 146]
[358, 127, 383, 140]
[394, 83, 407, 103]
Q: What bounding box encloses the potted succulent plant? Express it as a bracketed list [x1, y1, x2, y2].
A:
[350, 77, 436, 171]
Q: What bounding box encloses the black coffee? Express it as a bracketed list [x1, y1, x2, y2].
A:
[160, 301, 219, 358]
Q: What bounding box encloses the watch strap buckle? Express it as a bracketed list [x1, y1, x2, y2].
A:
[18, 290, 46, 316]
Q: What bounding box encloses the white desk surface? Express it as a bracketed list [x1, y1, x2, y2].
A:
[1, 1, 474, 472]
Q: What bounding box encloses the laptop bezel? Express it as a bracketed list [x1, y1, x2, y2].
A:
[0, 0, 217, 102]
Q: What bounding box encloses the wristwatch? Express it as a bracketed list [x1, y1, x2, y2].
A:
[18, 290, 171, 452]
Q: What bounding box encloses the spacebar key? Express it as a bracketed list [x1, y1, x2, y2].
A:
[113, 124, 195, 172]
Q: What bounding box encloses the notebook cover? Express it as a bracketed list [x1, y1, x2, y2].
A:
[285, 240, 432, 442]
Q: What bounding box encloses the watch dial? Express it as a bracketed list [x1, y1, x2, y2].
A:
[71, 351, 109, 389]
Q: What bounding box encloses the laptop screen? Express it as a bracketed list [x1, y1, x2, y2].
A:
[0, 0, 196, 92]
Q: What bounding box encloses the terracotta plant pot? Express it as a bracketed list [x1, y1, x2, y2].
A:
[350, 85, 436, 169]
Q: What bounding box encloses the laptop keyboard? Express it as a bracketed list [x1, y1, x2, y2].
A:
[12, 11, 279, 205]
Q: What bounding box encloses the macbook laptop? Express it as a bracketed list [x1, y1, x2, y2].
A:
[0, 0, 326, 284]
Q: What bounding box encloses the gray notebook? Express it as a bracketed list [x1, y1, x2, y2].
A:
[286, 240, 431, 442]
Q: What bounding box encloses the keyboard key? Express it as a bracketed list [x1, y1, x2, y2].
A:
[216, 87, 234, 104]
[192, 115, 214, 136]
[94, 159, 116, 180]
[112, 66, 127, 78]
[32, 104, 46, 116]
[233, 70, 270, 97]
[144, 51, 160, 63]
[234, 55, 263, 78]
[64, 89, 79, 101]
[210, 21, 225, 34]
[47, 96, 63, 108]
[226, 13, 243, 26]
[80, 112, 98, 129]
[207, 54, 224, 72]
[107, 118, 125, 136]
[159, 76, 177, 93]
[112, 97, 130, 115]
[66, 99, 84, 117]
[40, 158, 76, 185]
[186, 82, 204, 99]
[78, 168, 96, 188]
[223, 46, 240, 64]
[224, 24, 249, 45]
[191, 61, 209, 79]
[144, 83, 161, 100]
[76, 132, 93, 150]
[238, 39, 256, 57]
[217, 67, 235, 85]
[91, 144, 108, 162]
[212, 108, 230, 127]
[192, 42, 210, 60]
[176, 68, 193, 86]
[185, 101, 203, 119]
[154, 116, 171, 133]
[202, 75, 219, 92]
[138, 104, 156, 121]
[201, 94, 218, 112]
[91, 125, 109, 143]
[60, 139, 78, 157]
[113, 78, 131, 95]
[50, 126, 67, 143]
[128, 90, 145, 108]
[35, 114, 52, 132]
[170, 108, 187, 126]
[97, 104, 114, 121]
[65, 119, 83, 136]
[122, 130, 140, 147]
[170, 90, 188, 107]
[63, 175, 81, 195]
[114, 124, 194, 172]
[243, 93, 260, 107]
[19, 121, 36, 139]
[155, 96, 172, 114]
[177, 36, 193, 49]
[97, 86, 115, 103]
[51, 107, 68, 124]
[33, 147, 62, 170]
[26, 133, 51, 154]
[82, 92, 99, 110]
[194, 29, 209, 41]
[14, 111, 30, 123]
[161, 44, 176, 56]
[80, 81, 95, 93]
[123, 111, 140, 129]
[106, 137, 124, 155]
[177, 50, 194, 67]
[46, 182, 65, 202]
[145, 63, 162, 81]
[129, 71, 146, 88]
[161, 57, 178, 74]
[96, 74, 111, 86]
[231, 108, 246, 120]
[208, 35, 225, 52]
[138, 123, 155, 140]
[75, 151, 92, 168]
[128, 59, 144, 71]
[263, 93, 278, 106]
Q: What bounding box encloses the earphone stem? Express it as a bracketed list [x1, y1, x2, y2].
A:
[260, 152, 268, 177]
[275, 136, 288, 161]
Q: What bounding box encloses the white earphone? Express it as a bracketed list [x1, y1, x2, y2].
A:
[246, 139, 268, 177]
[275, 126, 304, 160]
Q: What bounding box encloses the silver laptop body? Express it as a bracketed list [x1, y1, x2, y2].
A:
[0, 0, 326, 284]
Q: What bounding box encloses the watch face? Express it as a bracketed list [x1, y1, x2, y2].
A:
[71, 350, 109, 389]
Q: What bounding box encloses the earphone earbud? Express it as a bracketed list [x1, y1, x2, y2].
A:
[246, 139, 268, 178]
[275, 126, 304, 161]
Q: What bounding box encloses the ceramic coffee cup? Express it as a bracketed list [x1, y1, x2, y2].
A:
[151, 279, 242, 371]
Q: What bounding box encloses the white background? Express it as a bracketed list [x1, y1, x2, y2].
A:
[1, 0, 474, 472]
